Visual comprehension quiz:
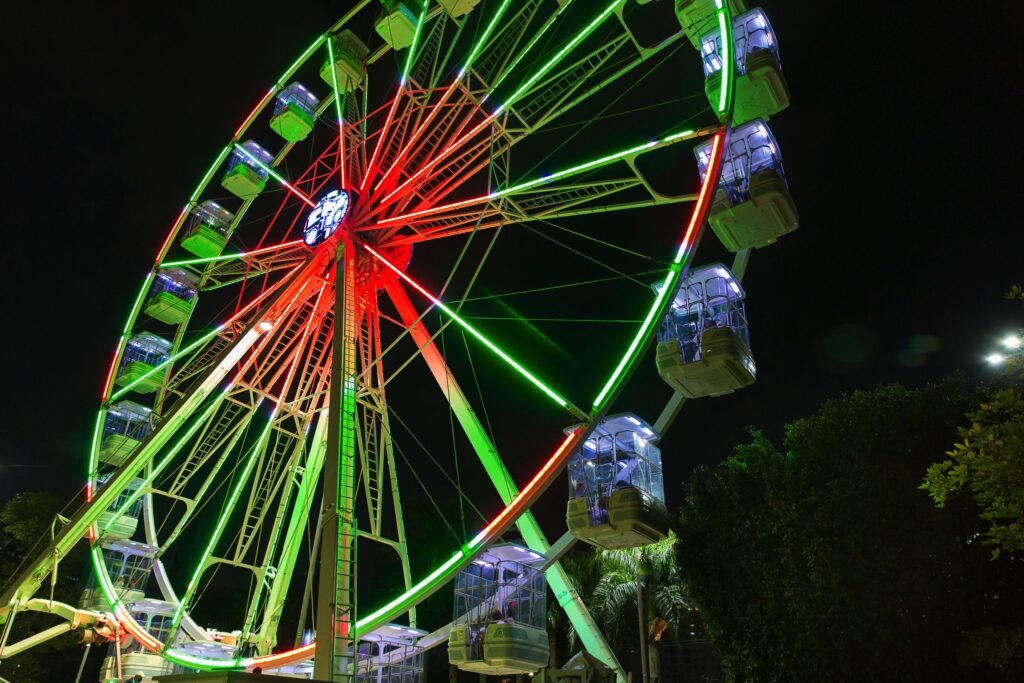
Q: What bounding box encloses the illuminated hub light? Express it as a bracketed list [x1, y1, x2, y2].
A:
[987, 353, 1005, 365]
[1002, 334, 1022, 350]
[304, 189, 351, 246]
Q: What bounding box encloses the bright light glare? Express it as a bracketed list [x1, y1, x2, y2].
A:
[986, 353, 1005, 365]
[1002, 334, 1022, 350]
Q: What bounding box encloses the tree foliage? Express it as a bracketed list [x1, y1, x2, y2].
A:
[677, 379, 1024, 681]
[922, 386, 1024, 556]
[922, 288, 1023, 557]
[0, 492, 91, 683]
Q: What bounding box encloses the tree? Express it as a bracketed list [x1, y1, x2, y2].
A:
[922, 287, 1024, 557]
[922, 386, 1024, 556]
[0, 492, 92, 683]
[677, 379, 1024, 681]
[546, 550, 601, 668]
[587, 533, 689, 683]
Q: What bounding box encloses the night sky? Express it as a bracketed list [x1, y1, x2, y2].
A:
[2, 0, 1021, 639]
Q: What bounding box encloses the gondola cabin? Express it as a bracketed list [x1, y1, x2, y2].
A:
[566, 414, 668, 549]
[99, 401, 153, 467]
[675, 0, 747, 49]
[115, 333, 172, 394]
[270, 83, 320, 143]
[375, 0, 421, 51]
[180, 201, 234, 259]
[80, 539, 155, 611]
[448, 544, 549, 676]
[695, 118, 797, 251]
[702, 7, 789, 123]
[144, 268, 198, 325]
[221, 140, 273, 199]
[439, 0, 480, 18]
[98, 599, 177, 680]
[656, 263, 755, 398]
[356, 624, 426, 682]
[322, 30, 370, 92]
[96, 477, 144, 541]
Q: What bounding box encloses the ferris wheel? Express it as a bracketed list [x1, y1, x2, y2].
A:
[0, 0, 797, 680]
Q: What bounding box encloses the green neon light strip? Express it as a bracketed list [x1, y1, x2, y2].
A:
[277, 35, 327, 88]
[121, 273, 155, 337]
[376, 129, 698, 227]
[715, 0, 732, 115]
[188, 147, 232, 204]
[100, 396, 224, 532]
[486, 0, 573, 95]
[231, 144, 315, 208]
[86, 409, 105, 488]
[355, 551, 465, 627]
[172, 416, 275, 630]
[162, 240, 306, 268]
[363, 245, 582, 417]
[592, 0, 733, 407]
[400, 1, 429, 83]
[496, 0, 619, 114]
[109, 327, 223, 401]
[592, 269, 676, 408]
[460, 0, 512, 77]
[495, 130, 695, 196]
[326, 33, 348, 189]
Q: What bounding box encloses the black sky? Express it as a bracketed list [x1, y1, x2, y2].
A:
[2, 0, 1021, 520]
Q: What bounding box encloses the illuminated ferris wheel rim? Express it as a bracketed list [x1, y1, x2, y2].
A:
[80, 0, 739, 674]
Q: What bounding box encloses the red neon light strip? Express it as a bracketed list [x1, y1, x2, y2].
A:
[675, 132, 722, 263]
[361, 89, 405, 193]
[235, 88, 276, 138]
[474, 432, 578, 542]
[154, 205, 191, 265]
[371, 79, 462, 194]
[101, 339, 126, 402]
[378, 111, 498, 208]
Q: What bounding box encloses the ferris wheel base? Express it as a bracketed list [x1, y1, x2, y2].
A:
[154, 672, 326, 682]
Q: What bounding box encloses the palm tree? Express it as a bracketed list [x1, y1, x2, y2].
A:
[588, 533, 689, 683]
[546, 550, 601, 667]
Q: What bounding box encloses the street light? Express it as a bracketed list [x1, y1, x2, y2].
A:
[987, 332, 1023, 366]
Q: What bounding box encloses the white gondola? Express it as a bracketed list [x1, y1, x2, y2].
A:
[674, 0, 748, 48]
[656, 263, 755, 398]
[99, 401, 152, 467]
[180, 201, 234, 259]
[356, 623, 427, 682]
[696, 118, 798, 251]
[144, 268, 198, 325]
[448, 544, 548, 676]
[115, 333, 172, 394]
[375, 1, 421, 51]
[221, 140, 272, 199]
[566, 414, 668, 549]
[270, 83, 320, 143]
[701, 7, 790, 123]
[321, 30, 369, 92]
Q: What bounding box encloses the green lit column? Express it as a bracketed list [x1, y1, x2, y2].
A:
[314, 239, 359, 681]
[383, 279, 626, 681]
